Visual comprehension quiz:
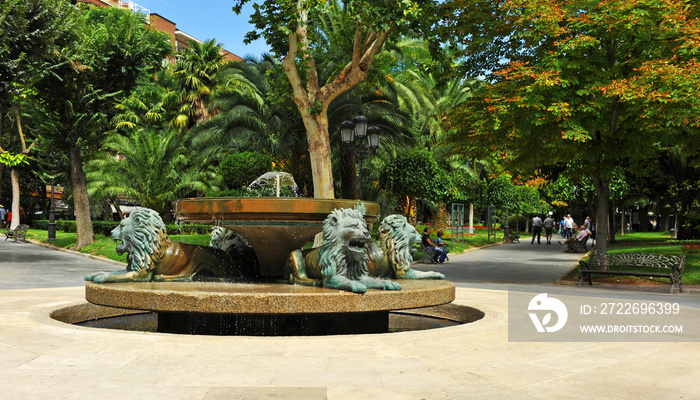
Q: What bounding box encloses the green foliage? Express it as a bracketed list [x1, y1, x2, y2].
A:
[86, 128, 211, 218]
[0, 152, 30, 168]
[32, 219, 48, 230]
[381, 150, 450, 202]
[165, 224, 211, 235]
[218, 152, 273, 190]
[486, 174, 517, 211]
[57, 220, 77, 233]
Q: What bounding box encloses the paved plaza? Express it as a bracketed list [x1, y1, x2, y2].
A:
[2, 238, 700, 399]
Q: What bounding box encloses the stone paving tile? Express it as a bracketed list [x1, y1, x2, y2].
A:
[328, 386, 449, 400]
[204, 386, 326, 400]
[271, 369, 384, 388]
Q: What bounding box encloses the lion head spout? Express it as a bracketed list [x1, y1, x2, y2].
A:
[319, 208, 371, 281]
[111, 208, 169, 272]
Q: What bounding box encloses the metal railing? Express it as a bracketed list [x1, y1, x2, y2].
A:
[118, 1, 150, 18]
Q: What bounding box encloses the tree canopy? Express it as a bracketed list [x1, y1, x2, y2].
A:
[442, 0, 700, 253]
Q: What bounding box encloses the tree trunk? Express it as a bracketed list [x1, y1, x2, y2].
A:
[659, 211, 670, 232]
[592, 174, 611, 262]
[340, 148, 358, 199]
[396, 195, 409, 218]
[620, 207, 625, 236]
[469, 203, 474, 232]
[608, 203, 617, 244]
[102, 198, 112, 221]
[434, 201, 447, 233]
[68, 142, 94, 249]
[10, 169, 20, 229]
[408, 197, 417, 226]
[299, 112, 334, 199]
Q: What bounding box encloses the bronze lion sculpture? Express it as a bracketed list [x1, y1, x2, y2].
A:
[209, 226, 260, 279]
[283, 208, 402, 293]
[367, 214, 445, 280]
[85, 208, 242, 283]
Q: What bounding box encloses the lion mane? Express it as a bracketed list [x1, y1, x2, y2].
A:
[85, 208, 242, 283]
[368, 214, 445, 280]
[284, 208, 402, 293]
[120, 208, 169, 273]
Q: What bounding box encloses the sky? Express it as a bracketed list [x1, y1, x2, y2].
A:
[132, 0, 272, 59]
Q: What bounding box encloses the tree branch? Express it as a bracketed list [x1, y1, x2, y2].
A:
[297, 5, 319, 97]
[318, 30, 390, 107]
[283, 31, 310, 110]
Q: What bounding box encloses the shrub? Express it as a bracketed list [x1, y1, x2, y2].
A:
[92, 221, 120, 236]
[218, 152, 273, 190]
[210, 188, 249, 197]
[165, 224, 211, 235]
[57, 220, 77, 233]
[33, 220, 49, 230]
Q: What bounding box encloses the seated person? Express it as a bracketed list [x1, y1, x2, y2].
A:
[422, 227, 443, 264]
[436, 230, 449, 263]
[559, 224, 588, 252]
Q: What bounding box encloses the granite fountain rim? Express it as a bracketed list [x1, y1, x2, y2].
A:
[85, 280, 456, 315]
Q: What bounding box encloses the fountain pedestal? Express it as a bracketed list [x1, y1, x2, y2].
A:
[173, 197, 380, 278]
[85, 280, 456, 335]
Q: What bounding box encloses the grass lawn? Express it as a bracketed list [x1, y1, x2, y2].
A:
[561, 231, 700, 286]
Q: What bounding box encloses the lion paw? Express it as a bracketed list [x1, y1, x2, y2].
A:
[348, 281, 368, 293]
[85, 272, 111, 283]
[383, 280, 402, 290]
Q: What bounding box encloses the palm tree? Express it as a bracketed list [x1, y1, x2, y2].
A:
[86, 127, 211, 220]
[164, 39, 226, 129]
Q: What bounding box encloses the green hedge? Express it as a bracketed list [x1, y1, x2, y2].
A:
[166, 224, 212, 235]
[33, 220, 49, 230]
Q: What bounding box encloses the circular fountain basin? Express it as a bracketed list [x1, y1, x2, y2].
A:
[173, 197, 380, 278]
[85, 280, 455, 335]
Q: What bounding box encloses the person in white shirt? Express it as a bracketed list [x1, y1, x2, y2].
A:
[564, 214, 575, 238]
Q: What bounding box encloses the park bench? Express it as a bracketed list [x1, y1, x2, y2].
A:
[565, 235, 589, 253]
[578, 251, 685, 293]
[504, 228, 520, 244]
[4, 224, 29, 243]
[420, 243, 437, 264]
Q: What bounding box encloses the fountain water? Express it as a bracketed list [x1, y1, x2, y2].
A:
[247, 171, 300, 197]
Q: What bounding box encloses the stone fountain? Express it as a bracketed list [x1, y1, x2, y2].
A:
[82, 176, 456, 335]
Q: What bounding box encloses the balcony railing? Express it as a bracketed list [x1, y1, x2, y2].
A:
[118, 1, 149, 18]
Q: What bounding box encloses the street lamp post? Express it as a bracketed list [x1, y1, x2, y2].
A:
[340, 112, 381, 200]
[48, 176, 56, 242]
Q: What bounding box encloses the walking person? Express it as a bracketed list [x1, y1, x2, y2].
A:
[560, 217, 567, 238]
[543, 214, 555, 244]
[564, 214, 575, 239]
[531, 215, 543, 244]
[0, 205, 5, 229]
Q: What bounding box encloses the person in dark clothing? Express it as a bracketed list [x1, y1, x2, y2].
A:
[422, 227, 443, 264]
